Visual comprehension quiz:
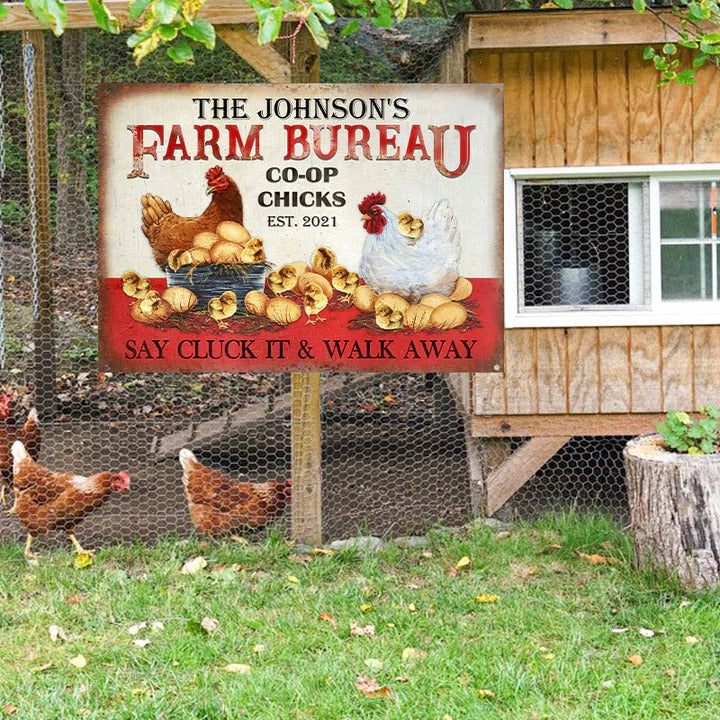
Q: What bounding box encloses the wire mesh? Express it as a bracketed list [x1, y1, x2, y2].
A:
[0, 25, 631, 559]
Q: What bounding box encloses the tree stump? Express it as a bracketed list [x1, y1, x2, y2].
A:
[624, 435, 720, 590]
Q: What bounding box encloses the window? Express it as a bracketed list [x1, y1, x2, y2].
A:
[505, 165, 720, 327]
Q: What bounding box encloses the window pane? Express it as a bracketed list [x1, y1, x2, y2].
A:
[520, 181, 632, 307]
[660, 182, 713, 241]
[661, 244, 712, 299]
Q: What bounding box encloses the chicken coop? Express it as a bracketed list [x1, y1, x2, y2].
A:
[438, 7, 720, 518]
[0, 3, 709, 557]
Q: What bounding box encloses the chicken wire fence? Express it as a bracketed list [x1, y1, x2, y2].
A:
[0, 26, 629, 556]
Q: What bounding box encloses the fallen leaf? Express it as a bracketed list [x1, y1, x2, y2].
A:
[402, 647, 427, 662]
[476, 689, 496, 698]
[74, 553, 93, 570]
[181, 556, 207, 575]
[133, 638, 151, 648]
[627, 654, 643, 667]
[359, 603, 374, 613]
[311, 548, 334, 556]
[319, 613, 336, 625]
[601, 540, 615, 549]
[69, 655, 88, 669]
[611, 627, 629, 634]
[31, 661, 53, 673]
[355, 675, 391, 699]
[455, 556, 472, 571]
[224, 663, 252, 674]
[686, 636, 699, 645]
[350, 622, 375, 637]
[150, 621, 164, 632]
[601, 680, 614, 688]
[395, 675, 409, 683]
[67, 594, 84, 605]
[386, 622, 395, 628]
[495, 531, 512, 540]
[48, 625, 69, 643]
[128, 622, 147, 636]
[384, 394, 396, 404]
[475, 594, 500, 604]
[364, 658, 384, 671]
[407, 603, 417, 613]
[664, 668, 677, 677]
[638, 628, 655, 638]
[679, 600, 693, 608]
[2, 705, 18, 716]
[577, 552, 619, 566]
[542, 653, 555, 660]
[420, 550, 433, 559]
[537, 543, 562, 554]
[201, 617, 219, 635]
[287, 575, 299, 584]
[252, 644, 265, 654]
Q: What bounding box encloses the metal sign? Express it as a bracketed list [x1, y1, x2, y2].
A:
[98, 83, 503, 372]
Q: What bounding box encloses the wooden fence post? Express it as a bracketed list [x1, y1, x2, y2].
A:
[22, 30, 56, 418]
[284, 26, 322, 546]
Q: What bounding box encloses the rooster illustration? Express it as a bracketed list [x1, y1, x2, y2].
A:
[141, 166, 244, 269]
[357, 192, 460, 301]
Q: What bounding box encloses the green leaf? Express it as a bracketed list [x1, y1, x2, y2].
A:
[633, 0, 646, 12]
[340, 18, 360, 36]
[311, 0, 335, 24]
[181, 17, 215, 50]
[24, 0, 68, 36]
[662, 42, 677, 55]
[0, 4, 8, 20]
[305, 11, 329, 49]
[87, 0, 119, 33]
[166, 38, 194, 63]
[693, 53, 709, 68]
[158, 22, 179, 40]
[701, 31, 720, 44]
[554, 0, 573, 7]
[257, 6, 283, 45]
[128, 0, 151, 19]
[700, 438, 715, 454]
[154, 0, 182, 25]
[643, 45, 655, 60]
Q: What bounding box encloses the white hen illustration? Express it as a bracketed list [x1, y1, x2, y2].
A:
[357, 192, 461, 301]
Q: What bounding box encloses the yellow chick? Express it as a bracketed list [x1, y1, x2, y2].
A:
[397, 211, 424, 245]
[240, 238, 266, 264]
[208, 290, 237, 329]
[303, 282, 329, 325]
[375, 301, 404, 330]
[267, 264, 298, 295]
[311, 246, 336, 279]
[131, 290, 173, 324]
[331, 265, 360, 303]
[122, 270, 151, 299]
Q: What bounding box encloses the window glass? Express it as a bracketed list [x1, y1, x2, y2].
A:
[660, 181, 718, 301]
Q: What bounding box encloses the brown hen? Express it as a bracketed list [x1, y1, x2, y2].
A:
[179, 449, 291, 536]
[141, 166, 244, 269]
[12, 440, 130, 563]
[0, 394, 41, 508]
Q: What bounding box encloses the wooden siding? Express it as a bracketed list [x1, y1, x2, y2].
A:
[465, 45, 720, 416]
[472, 325, 718, 416]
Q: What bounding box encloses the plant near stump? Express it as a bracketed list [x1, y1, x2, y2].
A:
[657, 405, 720, 454]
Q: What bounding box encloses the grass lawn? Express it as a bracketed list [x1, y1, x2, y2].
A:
[1, 514, 719, 719]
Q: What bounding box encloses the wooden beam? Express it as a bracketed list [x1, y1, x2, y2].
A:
[466, 9, 694, 51]
[1, 0, 258, 31]
[217, 25, 291, 83]
[23, 31, 56, 419]
[472, 413, 666, 438]
[288, 27, 321, 546]
[486, 436, 571, 516]
[290, 372, 322, 546]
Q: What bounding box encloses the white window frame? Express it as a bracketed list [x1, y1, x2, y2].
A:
[505, 163, 720, 328]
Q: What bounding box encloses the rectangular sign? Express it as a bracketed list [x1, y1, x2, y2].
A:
[98, 84, 503, 372]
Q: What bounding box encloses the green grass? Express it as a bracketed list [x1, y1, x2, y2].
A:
[1, 514, 719, 719]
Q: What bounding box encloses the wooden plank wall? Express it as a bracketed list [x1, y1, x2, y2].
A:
[467, 46, 720, 415]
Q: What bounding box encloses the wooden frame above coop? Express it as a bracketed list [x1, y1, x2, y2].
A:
[440, 7, 720, 515]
